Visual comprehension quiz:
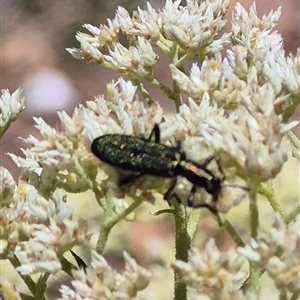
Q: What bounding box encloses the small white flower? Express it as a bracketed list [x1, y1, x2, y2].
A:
[59, 251, 151, 300]
[15, 241, 62, 275]
[231, 3, 281, 45]
[170, 60, 222, 100]
[172, 239, 247, 299]
[0, 87, 25, 136]
[238, 214, 300, 293]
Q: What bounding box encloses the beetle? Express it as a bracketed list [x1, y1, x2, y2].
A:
[91, 124, 226, 214]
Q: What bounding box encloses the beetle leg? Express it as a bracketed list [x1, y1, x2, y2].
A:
[163, 178, 177, 201]
[187, 185, 197, 207]
[202, 156, 225, 182]
[202, 155, 215, 166]
[148, 124, 160, 143]
[214, 157, 225, 181]
[193, 201, 222, 226]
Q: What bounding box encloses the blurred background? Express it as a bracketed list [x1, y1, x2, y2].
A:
[0, 1, 299, 299]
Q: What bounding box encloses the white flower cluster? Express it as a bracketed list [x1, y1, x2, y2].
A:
[172, 216, 300, 299]
[59, 251, 151, 300]
[8, 79, 166, 203]
[167, 4, 300, 184]
[3, 2, 298, 219]
[68, 0, 231, 77]
[4, 1, 297, 215]
[164, 94, 297, 183]
[171, 239, 255, 300]
[0, 0, 299, 299]
[239, 214, 300, 293]
[0, 87, 25, 138]
[0, 170, 90, 275]
[68, 0, 299, 187]
[7, 81, 298, 214]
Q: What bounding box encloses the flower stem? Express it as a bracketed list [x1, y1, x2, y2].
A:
[287, 130, 300, 160]
[35, 273, 50, 300]
[221, 216, 245, 247]
[285, 203, 300, 224]
[151, 78, 181, 107]
[0, 123, 11, 140]
[249, 186, 259, 239]
[186, 209, 201, 241]
[96, 196, 144, 254]
[127, 74, 154, 106]
[291, 291, 300, 300]
[259, 181, 286, 219]
[248, 185, 260, 293]
[173, 200, 190, 300]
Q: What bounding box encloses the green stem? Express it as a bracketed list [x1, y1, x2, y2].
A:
[186, 209, 201, 242]
[173, 201, 190, 300]
[155, 37, 174, 57]
[248, 258, 261, 293]
[19, 293, 35, 300]
[127, 74, 154, 106]
[175, 53, 193, 69]
[170, 42, 179, 62]
[287, 130, 300, 160]
[221, 216, 245, 247]
[285, 203, 300, 224]
[151, 78, 179, 104]
[172, 80, 182, 112]
[281, 95, 300, 123]
[35, 274, 49, 300]
[60, 256, 77, 277]
[287, 130, 300, 149]
[249, 186, 259, 239]
[96, 223, 111, 255]
[291, 291, 300, 300]
[259, 181, 286, 219]
[248, 185, 260, 294]
[0, 123, 11, 140]
[96, 196, 144, 254]
[279, 290, 287, 300]
[73, 155, 108, 210]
